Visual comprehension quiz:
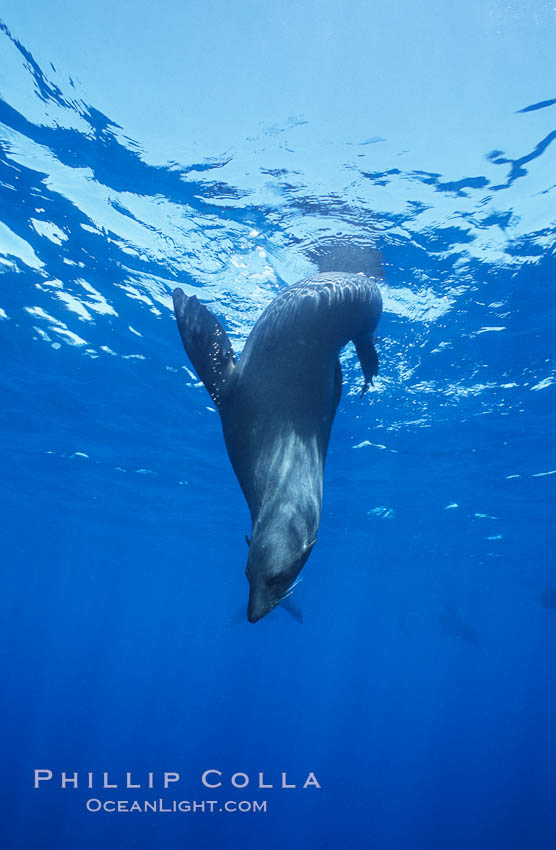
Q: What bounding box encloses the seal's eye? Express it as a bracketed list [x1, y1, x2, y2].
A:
[267, 574, 282, 588]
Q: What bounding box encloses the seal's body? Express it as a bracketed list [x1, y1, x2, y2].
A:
[173, 273, 382, 622]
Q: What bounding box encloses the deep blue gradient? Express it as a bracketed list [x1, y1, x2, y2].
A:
[1, 7, 555, 849]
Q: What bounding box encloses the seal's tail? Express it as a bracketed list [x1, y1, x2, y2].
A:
[172, 288, 235, 408]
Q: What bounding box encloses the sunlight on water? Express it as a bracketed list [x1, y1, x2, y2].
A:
[2, 14, 555, 442]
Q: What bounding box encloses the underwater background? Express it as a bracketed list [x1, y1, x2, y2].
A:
[1, 2, 555, 848]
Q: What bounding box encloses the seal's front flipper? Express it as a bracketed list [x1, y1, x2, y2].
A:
[280, 596, 303, 624]
[173, 288, 235, 407]
[354, 334, 379, 396]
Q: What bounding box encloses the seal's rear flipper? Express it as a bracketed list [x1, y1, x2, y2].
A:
[354, 334, 379, 396]
[173, 288, 235, 407]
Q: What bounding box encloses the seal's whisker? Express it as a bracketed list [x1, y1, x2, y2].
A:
[283, 577, 302, 599]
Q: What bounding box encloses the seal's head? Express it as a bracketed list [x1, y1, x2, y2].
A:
[245, 524, 317, 623]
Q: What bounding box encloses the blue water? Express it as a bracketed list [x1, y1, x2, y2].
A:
[1, 7, 556, 849]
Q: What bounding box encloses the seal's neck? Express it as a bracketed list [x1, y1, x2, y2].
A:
[250, 429, 324, 524]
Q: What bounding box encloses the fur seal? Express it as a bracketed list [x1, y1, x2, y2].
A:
[173, 272, 382, 622]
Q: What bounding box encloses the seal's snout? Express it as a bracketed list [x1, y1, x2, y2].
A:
[247, 580, 281, 623]
[246, 542, 312, 622]
[247, 591, 274, 624]
[247, 603, 264, 624]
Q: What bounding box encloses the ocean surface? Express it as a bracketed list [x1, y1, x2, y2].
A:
[1, 6, 555, 849]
